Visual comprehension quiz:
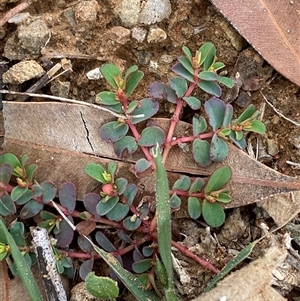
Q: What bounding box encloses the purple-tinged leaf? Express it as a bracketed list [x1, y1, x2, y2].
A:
[134, 158, 152, 174]
[192, 139, 211, 167]
[96, 196, 119, 216]
[0, 164, 12, 185]
[95, 231, 117, 252]
[137, 203, 149, 220]
[198, 81, 222, 97]
[123, 184, 137, 206]
[78, 235, 94, 253]
[132, 259, 152, 273]
[32, 183, 43, 197]
[130, 98, 159, 124]
[79, 258, 94, 280]
[198, 71, 217, 81]
[210, 134, 229, 162]
[59, 182, 76, 214]
[138, 126, 165, 147]
[183, 96, 201, 110]
[142, 245, 154, 257]
[0, 192, 16, 216]
[113, 136, 138, 157]
[123, 215, 141, 231]
[106, 203, 129, 221]
[148, 82, 177, 103]
[55, 216, 74, 248]
[204, 98, 226, 131]
[100, 64, 121, 89]
[188, 197, 201, 219]
[202, 201, 225, 227]
[0, 153, 21, 177]
[133, 248, 144, 262]
[115, 178, 128, 195]
[218, 75, 234, 88]
[171, 62, 194, 82]
[228, 132, 246, 149]
[96, 91, 119, 105]
[192, 116, 207, 136]
[19, 200, 43, 219]
[125, 70, 144, 96]
[172, 175, 191, 191]
[223, 104, 233, 126]
[169, 77, 188, 98]
[100, 121, 129, 143]
[41, 181, 57, 203]
[118, 230, 133, 243]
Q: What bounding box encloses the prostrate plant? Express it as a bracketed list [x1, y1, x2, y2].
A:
[0, 43, 266, 300]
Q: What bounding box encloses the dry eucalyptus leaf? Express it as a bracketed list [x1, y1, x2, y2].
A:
[211, 0, 300, 87]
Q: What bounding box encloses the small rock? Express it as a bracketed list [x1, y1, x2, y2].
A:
[63, 8, 77, 27]
[235, 91, 252, 108]
[138, 0, 171, 25]
[131, 26, 147, 42]
[147, 27, 167, 43]
[70, 282, 100, 301]
[220, 20, 246, 52]
[75, 0, 100, 23]
[18, 20, 51, 55]
[114, 0, 141, 28]
[107, 26, 131, 44]
[159, 54, 174, 64]
[267, 138, 279, 156]
[2, 60, 45, 84]
[86, 68, 103, 80]
[8, 12, 30, 24]
[50, 80, 70, 98]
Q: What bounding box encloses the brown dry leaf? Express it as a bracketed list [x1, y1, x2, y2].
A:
[3, 101, 300, 208]
[76, 220, 96, 236]
[211, 0, 300, 87]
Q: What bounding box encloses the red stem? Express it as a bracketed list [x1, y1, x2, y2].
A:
[170, 131, 214, 146]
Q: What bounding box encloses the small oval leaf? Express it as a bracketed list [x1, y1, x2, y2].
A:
[138, 126, 165, 147]
[188, 197, 201, 219]
[204, 166, 231, 193]
[192, 139, 211, 167]
[202, 200, 225, 227]
[100, 121, 129, 143]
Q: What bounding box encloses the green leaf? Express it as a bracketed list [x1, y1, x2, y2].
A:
[125, 70, 144, 96]
[85, 272, 119, 299]
[14, 189, 34, 205]
[85, 163, 108, 184]
[198, 71, 217, 81]
[178, 56, 194, 75]
[223, 104, 233, 126]
[204, 97, 226, 130]
[10, 222, 26, 246]
[205, 241, 256, 292]
[198, 81, 221, 97]
[100, 64, 122, 89]
[125, 100, 140, 114]
[210, 134, 229, 162]
[189, 178, 205, 193]
[138, 126, 165, 146]
[107, 162, 117, 182]
[124, 65, 139, 79]
[0, 192, 16, 216]
[228, 131, 246, 149]
[131, 98, 159, 124]
[244, 120, 266, 134]
[170, 193, 181, 208]
[123, 215, 141, 230]
[106, 203, 129, 221]
[132, 259, 152, 273]
[216, 192, 231, 203]
[100, 121, 129, 142]
[172, 175, 191, 191]
[171, 62, 194, 82]
[123, 184, 137, 206]
[113, 136, 138, 157]
[0, 218, 43, 301]
[192, 116, 207, 136]
[218, 75, 234, 88]
[41, 181, 57, 203]
[192, 139, 211, 167]
[199, 42, 216, 70]
[155, 255, 168, 287]
[25, 164, 37, 183]
[11, 186, 28, 202]
[183, 96, 201, 110]
[212, 62, 225, 71]
[115, 178, 128, 195]
[204, 166, 231, 193]
[169, 77, 188, 98]
[202, 201, 225, 227]
[19, 200, 43, 219]
[235, 104, 256, 123]
[182, 46, 192, 61]
[96, 91, 119, 105]
[96, 196, 119, 216]
[0, 153, 21, 177]
[21, 154, 28, 167]
[188, 197, 201, 219]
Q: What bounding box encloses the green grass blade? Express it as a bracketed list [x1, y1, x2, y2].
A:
[204, 241, 256, 292]
[152, 145, 178, 301]
[0, 218, 43, 301]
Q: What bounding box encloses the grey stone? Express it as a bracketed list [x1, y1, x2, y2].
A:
[18, 20, 51, 55]
[62, 8, 77, 27]
[138, 0, 171, 25]
[2, 60, 45, 84]
[50, 80, 70, 98]
[114, 0, 141, 28]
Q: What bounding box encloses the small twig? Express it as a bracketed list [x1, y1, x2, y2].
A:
[0, 90, 128, 119]
[0, 1, 30, 27]
[260, 91, 300, 126]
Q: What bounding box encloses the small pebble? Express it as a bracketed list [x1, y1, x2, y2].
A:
[138, 0, 171, 25]
[50, 80, 70, 98]
[131, 26, 147, 42]
[267, 138, 279, 156]
[75, 0, 99, 23]
[235, 91, 252, 108]
[86, 68, 103, 80]
[114, 0, 141, 28]
[106, 26, 131, 44]
[147, 27, 167, 43]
